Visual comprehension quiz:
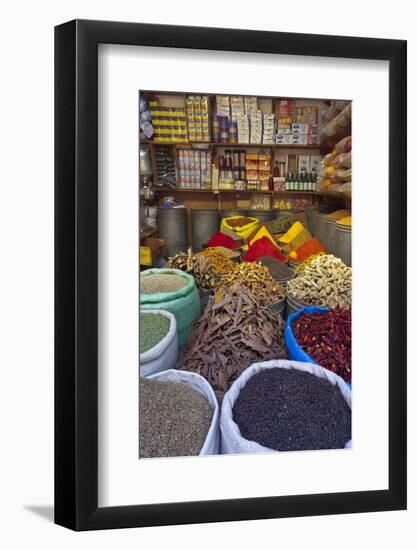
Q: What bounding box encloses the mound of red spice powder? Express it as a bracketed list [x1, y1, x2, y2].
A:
[293, 238, 325, 262]
[242, 236, 287, 262]
[207, 231, 240, 249]
[292, 307, 351, 383]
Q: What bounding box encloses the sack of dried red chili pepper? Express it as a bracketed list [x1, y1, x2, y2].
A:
[284, 306, 351, 384]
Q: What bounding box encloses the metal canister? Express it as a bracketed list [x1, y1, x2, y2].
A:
[157, 207, 188, 258]
[191, 209, 220, 252]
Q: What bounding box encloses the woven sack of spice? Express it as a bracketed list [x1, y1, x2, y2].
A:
[220, 359, 351, 454]
[140, 310, 178, 377]
[140, 268, 200, 348]
[220, 216, 260, 239]
[148, 369, 220, 455]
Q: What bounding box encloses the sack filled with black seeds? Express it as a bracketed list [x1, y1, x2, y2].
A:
[140, 371, 219, 458]
[221, 360, 351, 454]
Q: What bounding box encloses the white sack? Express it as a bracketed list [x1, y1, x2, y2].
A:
[148, 369, 220, 456]
[221, 359, 352, 454]
[140, 310, 178, 377]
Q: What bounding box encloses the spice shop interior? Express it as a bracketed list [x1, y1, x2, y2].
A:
[139, 91, 352, 459]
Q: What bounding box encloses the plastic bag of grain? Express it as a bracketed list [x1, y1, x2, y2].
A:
[140, 310, 178, 377]
[148, 369, 220, 455]
[220, 359, 351, 454]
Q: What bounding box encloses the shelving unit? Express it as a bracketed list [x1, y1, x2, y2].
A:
[139, 92, 336, 213]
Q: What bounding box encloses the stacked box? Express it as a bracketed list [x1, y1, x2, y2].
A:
[298, 155, 310, 174]
[307, 134, 320, 145]
[290, 134, 308, 145]
[276, 134, 292, 144]
[294, 106, 318, 123]
[262, 113, 276, 144]
[291, 123, 309, 135]
[150, 106, 188, 143]
[155, 146, 176, 187]
[216, 95, 230, 117]
[212, 115, 231, 143]
[308, 122, 320, 135]
[231, 96, 245, 118]
[245, 152, 259, 182]
[249, 111, 263, 144]
[310, 155, 321, 175]
[200, 96, 210, 141]
[177, 149, 211, 189]
[244, 96, 258, 113]
[307, 123, 320, 144]
[200, 150, 212, 189]
[290, 122, 320, 145]
[245, 152, 271, 190]
[277, 99, 295, 124]
[186, 95, 210, 142]
[277, 124, 291, 134]
[258, 154, 271, 189]
[236, 114, 249, 143]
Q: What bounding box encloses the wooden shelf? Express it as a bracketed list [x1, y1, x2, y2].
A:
[155, 187, 322, 196]
[141, 140, 320, 149]
[210, 143, 320, 149]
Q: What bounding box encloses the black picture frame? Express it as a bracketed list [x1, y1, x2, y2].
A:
[55, 19, 407, 531]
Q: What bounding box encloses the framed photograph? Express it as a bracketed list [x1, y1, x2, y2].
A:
[55, 20, 407, 531]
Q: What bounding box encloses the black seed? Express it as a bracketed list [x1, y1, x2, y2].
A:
[233, 368, 351, 452]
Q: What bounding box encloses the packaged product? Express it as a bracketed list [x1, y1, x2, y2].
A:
[330, 168, 352, 183]
[321, 102, 339, 124]
[333, 151, 352, 169]
[291, 123, 308, 134]
[323, 150, 338, 166]
[277, 99, 295, 124]
[335, 135, 352, 154]
[317, 178, 332, 192]
[290, 134, 307, 145]
[337, 181, 352, 198]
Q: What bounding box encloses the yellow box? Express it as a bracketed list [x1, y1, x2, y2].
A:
[140, 238, 165, 266]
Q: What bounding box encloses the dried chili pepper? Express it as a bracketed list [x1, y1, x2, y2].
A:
[292, 307, 351, 383]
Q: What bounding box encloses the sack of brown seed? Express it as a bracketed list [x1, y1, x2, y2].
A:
[141, 369, 220, 457]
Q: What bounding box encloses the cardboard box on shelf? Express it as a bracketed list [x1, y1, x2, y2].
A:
[310, 155, 321, 174]
[140, 238, 165, 267]
[274, 176, 286, 191]
[276, 134, 292, 144]
[291, 123, 309, 135]
[307, 134, 320, 145]
[308, 122, 320, 135]
[291, 134, 308, 145]
[295, 106, 318, 124]
[298, 155, 310, 173]
[277, 99, 295, 124]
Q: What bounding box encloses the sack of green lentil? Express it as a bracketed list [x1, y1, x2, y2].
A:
[147, 369, 220, 455]
[140, 268, 200, 348]
[220, 359, 351, 454]
[140, 310, 178, 377]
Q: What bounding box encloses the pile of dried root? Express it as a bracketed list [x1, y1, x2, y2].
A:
[168, 248, 235, 290]
[217, 262, 285, 306]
